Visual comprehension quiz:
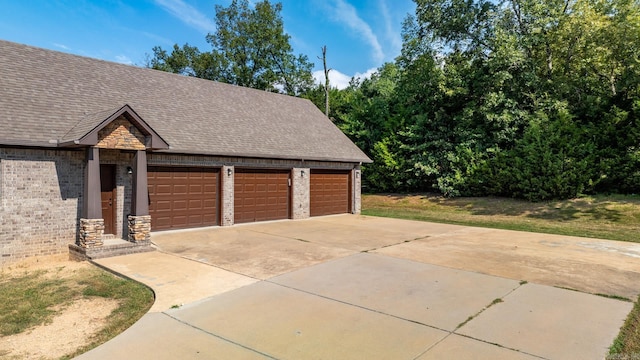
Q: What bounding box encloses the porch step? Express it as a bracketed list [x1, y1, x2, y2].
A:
[68, 240, 154, 261]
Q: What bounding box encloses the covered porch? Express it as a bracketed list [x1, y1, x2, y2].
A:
[66, 105, 169, 260]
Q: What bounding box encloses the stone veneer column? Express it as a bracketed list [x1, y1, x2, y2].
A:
[220, 165, 234, 226]
[79, 219, 105, 247]
[292, 168, 310, 219]
[79, 147, 104, 248]
[128, 215, 151, 243]
[353, 168, 362, 214]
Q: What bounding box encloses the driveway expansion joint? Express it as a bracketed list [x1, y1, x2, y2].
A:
[265, 279, 449, 333]
[161, 312, 278, 359]
[156, 249, 264, 281]
[362, 235, 432, 253]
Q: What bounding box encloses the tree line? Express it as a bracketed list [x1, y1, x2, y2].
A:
[149, 0, 640, 201]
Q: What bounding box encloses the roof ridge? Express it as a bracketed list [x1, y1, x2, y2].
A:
[0, 39, 303, 102]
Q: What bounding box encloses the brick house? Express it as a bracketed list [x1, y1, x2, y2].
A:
[0, 40, 371, 265]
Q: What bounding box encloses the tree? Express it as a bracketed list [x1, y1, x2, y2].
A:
[320, 45, 330, 116]
[148, 0, 314, 95]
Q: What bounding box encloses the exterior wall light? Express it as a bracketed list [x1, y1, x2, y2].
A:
[127, 166, 133, 175]
[227, 168, 233, 176]
[301, 170, 305, 177]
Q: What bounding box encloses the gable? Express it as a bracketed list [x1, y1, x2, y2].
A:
[96, 116, 147, 150]
[57, 104, 169, 150]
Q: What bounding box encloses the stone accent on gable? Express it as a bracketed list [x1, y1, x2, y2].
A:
[292, 168, 310, 220]
[96, 116, 146, 150]
[221, 165, 234, 226]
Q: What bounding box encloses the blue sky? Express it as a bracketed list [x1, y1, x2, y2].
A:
[0, 0, 415, 89]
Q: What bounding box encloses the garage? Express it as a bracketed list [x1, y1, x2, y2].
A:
[235, 169, 290, 223]
[148, 167, 219, 231]
[310, 170, 351, 216]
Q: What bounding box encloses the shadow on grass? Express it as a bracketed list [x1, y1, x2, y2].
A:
[369, 193, 625, 223]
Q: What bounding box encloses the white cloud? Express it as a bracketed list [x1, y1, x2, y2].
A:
[327, 0, 384, 64]
[154, 0, 216, 34]
[379, 0, 403, 55]
[115, 55, 133, 65]
[53, 43, 70, 50]
[313, 67, 378, 90]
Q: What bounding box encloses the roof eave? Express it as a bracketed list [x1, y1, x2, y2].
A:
[151, 148, 371, 164]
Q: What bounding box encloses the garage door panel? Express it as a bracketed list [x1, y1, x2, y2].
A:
[310, 171, 350, 217]
[234, 170, 290, 224]
[148, 167, 219, 231]
[155, 184, 172, 193]
[189, 184, 203, 192]
[188, 199, 203, 208]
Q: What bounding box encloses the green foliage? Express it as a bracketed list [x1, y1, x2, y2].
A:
[329, 0, 640, 200]
[146, 0, 640, 200]
[148, 0, 313, 95]
[497, 108, 598, 201]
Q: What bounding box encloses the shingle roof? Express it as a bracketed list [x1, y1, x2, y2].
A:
[0, 40, 371, 163]
[60, 106, 124, 144]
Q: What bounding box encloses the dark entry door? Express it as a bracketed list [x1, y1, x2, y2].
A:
[100, 164, 116, 235]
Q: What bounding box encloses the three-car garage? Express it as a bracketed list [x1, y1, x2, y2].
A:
[147, 167, 355, 231]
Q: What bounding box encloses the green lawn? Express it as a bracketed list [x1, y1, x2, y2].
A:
[362, 193, 640, 243]
[362, 193, 640, 356]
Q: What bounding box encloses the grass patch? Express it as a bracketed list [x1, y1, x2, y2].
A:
[609, 294, 640, 357]
[0, 264, 153, 358]
[596, 294, 632, 302]
[362, 193, 640, 243]
[457, 315, 475, 329]
[0, 269, 78, 336]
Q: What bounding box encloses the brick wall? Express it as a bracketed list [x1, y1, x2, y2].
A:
[221, 165, 234, 226]
[292, 168, 310, 219]
[0, 148, 84, 265]
[353, 168, 362, 214]
[148, 153, 355, 170]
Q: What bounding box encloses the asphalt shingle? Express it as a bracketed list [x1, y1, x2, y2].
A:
[0, 40, 371, 163]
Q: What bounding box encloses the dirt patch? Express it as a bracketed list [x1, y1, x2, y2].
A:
[0, 256, 121, 359]
[0, 297, 119, 359]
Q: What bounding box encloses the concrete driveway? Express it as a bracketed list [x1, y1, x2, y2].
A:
[81, 215, 640, 360]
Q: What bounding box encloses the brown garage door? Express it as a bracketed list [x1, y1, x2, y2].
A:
[235, 169, 290, 224]
[310, 170, 351, 217]
[148, 167, 219, 231]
